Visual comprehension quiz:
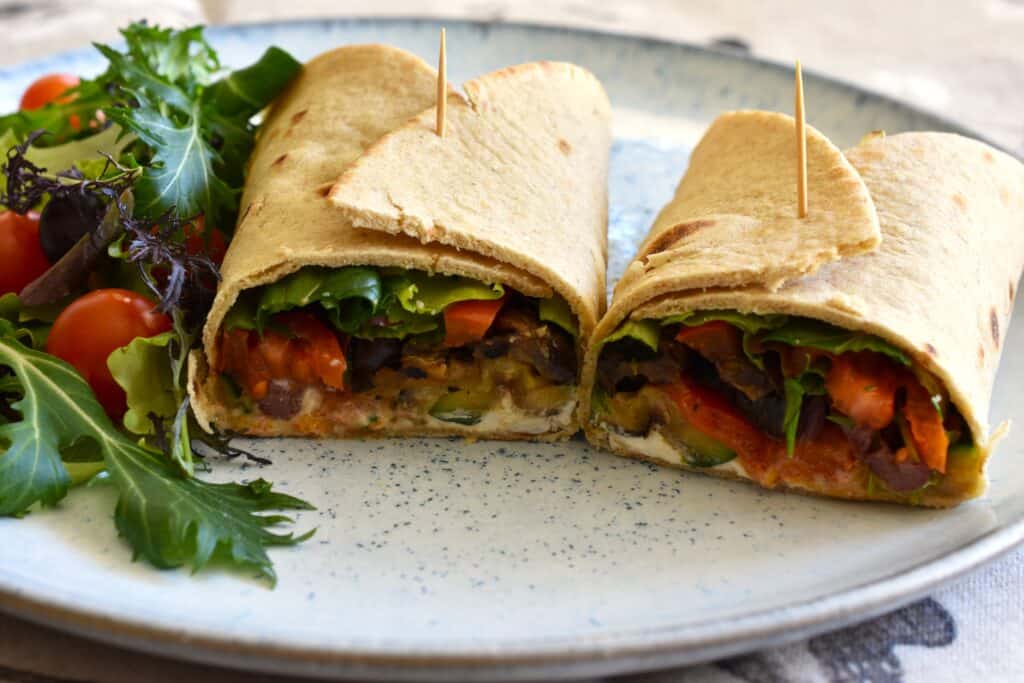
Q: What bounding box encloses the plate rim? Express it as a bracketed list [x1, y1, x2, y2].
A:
[1, 15, 1022, 681]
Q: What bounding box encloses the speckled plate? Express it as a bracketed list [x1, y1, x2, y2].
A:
[1, 18, 1022, 682]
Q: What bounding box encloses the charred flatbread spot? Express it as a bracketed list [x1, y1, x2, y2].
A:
[991, 307, 1000, 346]
[272, 153, 288, 166]
[983, 149, 995, 163]
[316, 182, 333, 198]
[924, 342, 938, 357]
[240, 202, 253, 222]
[978, 344, 986, 366]
[641, 219, 715, 260]
[558, 138, 572, 155]
[291, 109, 308, 125]
[952, 192, 968, 211]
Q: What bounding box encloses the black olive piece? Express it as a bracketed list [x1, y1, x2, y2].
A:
[348, 337, 402, 392]
[38, 192, 105, 262]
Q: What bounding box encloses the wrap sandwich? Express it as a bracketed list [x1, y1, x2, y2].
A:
[189, 46, 611, 440]
[582, 111, 1024, 507]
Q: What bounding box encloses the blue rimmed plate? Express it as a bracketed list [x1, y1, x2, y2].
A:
[0, 18, 1021, 681]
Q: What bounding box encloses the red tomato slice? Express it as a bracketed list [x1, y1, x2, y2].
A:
[0, 211, 50, 296]
[825, 352, 900, 430]
[46, 289, 171, 419]
[903, 383, 949, 473]
[660, 376, 769, 464]
[443, 298, 505, 347]
[219, 312, 347, 399]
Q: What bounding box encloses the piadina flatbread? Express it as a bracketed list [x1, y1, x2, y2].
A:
[189, 45, 611, 441]
[581, 112, 1024, 507]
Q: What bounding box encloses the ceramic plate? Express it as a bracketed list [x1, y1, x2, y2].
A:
[0, 18, 1021, 682]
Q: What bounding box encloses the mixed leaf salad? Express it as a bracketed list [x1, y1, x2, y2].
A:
[0, 23, 314, 584]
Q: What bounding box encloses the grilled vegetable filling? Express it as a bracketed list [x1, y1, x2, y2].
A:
[213, 266, 578, 434]
[592, 311, 978, 500]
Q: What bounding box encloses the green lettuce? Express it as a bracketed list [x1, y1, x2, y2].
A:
[225, 266, 506, 340]
[389, 270, 503, 315]
[107, 332, 178, 436]
[539, 296, 578, 338]
[600, 318, 661, 352]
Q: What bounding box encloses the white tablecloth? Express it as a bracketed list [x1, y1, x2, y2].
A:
[1, 1, 1022, 681]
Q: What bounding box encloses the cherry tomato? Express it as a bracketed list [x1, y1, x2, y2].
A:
[19, 73, 80, 111]
[0, 211, 51, 295]
[47, 289, 172, 419]
[184, 216, 228, 265]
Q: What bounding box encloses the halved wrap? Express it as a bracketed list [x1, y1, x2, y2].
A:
[189, 46, 611, 440]
[582, 112, 1024, 507]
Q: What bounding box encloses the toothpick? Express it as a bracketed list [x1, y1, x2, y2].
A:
[436, 28, 447, 138]
[795, 60, 808, 218]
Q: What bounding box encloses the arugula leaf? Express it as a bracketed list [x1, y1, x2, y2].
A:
[0, 325, 312, 582]
[782, 379, 804, 456]
[761, 319, 910, 366]
[539, 296, 578, 338]
[0, 323, 75, 515]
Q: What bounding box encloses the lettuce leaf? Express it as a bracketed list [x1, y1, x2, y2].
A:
[390, 270, 504, 315]
[107, 332, 178, 436]
[600, 318, 661, 352]
[255, 267, 382, 333]
[226, 267, 507, 340]
[539, 296, 578, 338]
[662, 310, 788, 334]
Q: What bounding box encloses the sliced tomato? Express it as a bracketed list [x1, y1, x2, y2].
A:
[660, 375, 769, 464]
[220, 312, 347, 400]
[276, 311, 347, 390]
[903, 383, 949, 474]
[443, 297, 506, 347]
[825, 352, 900, 430]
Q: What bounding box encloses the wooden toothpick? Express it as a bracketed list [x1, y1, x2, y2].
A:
[795, 60, 808, 218]
[436, 27, 447, 138]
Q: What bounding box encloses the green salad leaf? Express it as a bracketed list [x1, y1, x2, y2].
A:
[391, 271, 504, 315]
[663, 310, 787, 334]
[97, 24, 301, 227]
[600, 318, 661, 353]
[0, 324, 312, 583]
[760, 319, 910, 366]
[539, 296, 578, 338]
[226, 267, 509, 341]
[107, 332, 178, 436]
[249, 267, 382, 334]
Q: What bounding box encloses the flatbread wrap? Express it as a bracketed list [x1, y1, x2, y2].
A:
[189, 46, 611, 440]
[582, 113, 1024, 507]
